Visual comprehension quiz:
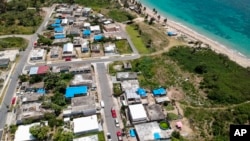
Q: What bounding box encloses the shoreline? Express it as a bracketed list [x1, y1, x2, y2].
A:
[136, 1, 250, 68]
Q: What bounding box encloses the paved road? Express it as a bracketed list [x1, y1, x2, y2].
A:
[96, 63, 118, 141]
[24, 54, 140, 70]
[0, 5, 55, 140]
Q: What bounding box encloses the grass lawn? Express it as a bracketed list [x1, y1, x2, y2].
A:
[126, 25, 149, 54]
[74, 131, 104, 140]
[165, 104, 175, 111]
[108, 61, 123, 75]
[0, 37, 28, 50]
[115, 40, 132, 54]
[167, 113, 179, 120]
[113, 83, 122, 97]
[98, 131, 105, 141]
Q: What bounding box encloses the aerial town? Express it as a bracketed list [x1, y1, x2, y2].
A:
[0, 0, 250, 141]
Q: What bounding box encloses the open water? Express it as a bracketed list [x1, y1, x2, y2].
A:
[139, 0, 250, 57]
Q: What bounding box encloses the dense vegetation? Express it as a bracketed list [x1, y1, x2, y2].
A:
[0, 37, 28, 50]
[167, 46, 250, 104]
[108, 9, 136, 22]
[75, 0, 118, 9]
[0, 0, 43, 35]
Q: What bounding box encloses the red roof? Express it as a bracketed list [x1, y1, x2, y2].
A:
[37, 66, 49, 74]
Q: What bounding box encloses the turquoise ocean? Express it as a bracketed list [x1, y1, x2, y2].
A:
[139, 0, 250, 57]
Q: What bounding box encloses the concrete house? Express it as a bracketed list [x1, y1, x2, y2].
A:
[0, 58, 10, 68]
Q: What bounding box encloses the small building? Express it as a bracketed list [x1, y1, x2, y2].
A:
[52, 65, 71, 73]
[54, 27, 64, 33]
[81, 41, 90, 53]
[134, 122, 173, 141]
[93, 34, 103, 41]
[129, 104, 147, 124]
[90, 25, 101, 34]
[0, 58, 10, 68]
[152, 88, 167, 96]
[82, 7, 92, 17]
[69, 64, 91, 74]
[137, 88, 147, 97]
[116, 72, 137, 81]
[146, 104, 165, 121]
[70, 74, 93, 88]
[65, 86, 88, 98]
[30, 49, 45, 61]
[83, 22, 91, 28]
[20, 93, 42, 104]
[63, 43, 74, 54]
[63, 95, 96, 117]
[50, 46, 60, 58]
[74, 8, 83, 17]
[29, 66, 50, 75]
[73, 135, 98, 141]
[68, 28, 80, 36]
[91, 44, 101, 53]
[123, 61, 132, 70]
[103, 43, 116, 53]
[61, 19, 68, 26]
[103, 24, 120, 32]
[73, 115, 99, 135]
[14, 123, 40, 141]
[82, 29, 91, 38]
[54, 18, 61, 24]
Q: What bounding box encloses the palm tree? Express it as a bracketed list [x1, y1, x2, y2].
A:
[157, 15, 161, 22]
[143, 7, 146, 11]
[164, 18, 168, 24]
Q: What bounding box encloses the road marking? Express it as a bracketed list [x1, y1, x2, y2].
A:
[0, 128, 2, 131]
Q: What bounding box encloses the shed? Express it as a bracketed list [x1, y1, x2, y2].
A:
[137, 88, 146, 97]
[0, 58, 10, 68]
[54, 18, 61, 24]
[65, 86, 88, 98]
[61, 19, 68, 25]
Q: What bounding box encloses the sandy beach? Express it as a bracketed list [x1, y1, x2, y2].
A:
[138, 2, 250, 68]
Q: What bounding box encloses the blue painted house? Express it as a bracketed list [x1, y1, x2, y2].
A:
[94, 35, 103, 41]
[82, 29, 91, 38]
[152, 88, 167, 96]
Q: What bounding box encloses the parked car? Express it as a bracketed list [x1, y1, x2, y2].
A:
[111, 107, 117, 118]
[107, 132, 112, 141]
[116, 131, 123, 141]
[115, 118, 119, 127]
[100, 100, 105, 108]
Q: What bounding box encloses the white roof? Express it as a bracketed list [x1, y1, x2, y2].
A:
[30, 49, 44, 58]
[90, 25, 100, 31]
[73, 135, 98, 141]
[129, 104, 147, 121]
[64, 117, 70, 122]
[14, 123, 40, 141]
[73, 115, 99, 134]
[84, 22, 91, 27]
[61, 19, 68, 24]
[63, 43, 74, 52]
[103, 21, 111, 25]
[104, 44, 116, 51]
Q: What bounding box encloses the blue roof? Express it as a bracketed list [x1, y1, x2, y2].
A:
[94, 35, 103, 41]
[37, 88, 45, 94]
[54, 27, 64, 33]
[152, 88, 167, 96]
[83, 29, 91, 35]
[154, 132, 161, 140]
[130, 129, 136, 137]
[51, 23, 61, 27]
[167, 32, 177, 36]
[55, 19, 61, 24]
[65, 86, 88, 98]
[54, 34, 65, 39]
[29, 67, 39, 75]
[137, 88, 147, 97]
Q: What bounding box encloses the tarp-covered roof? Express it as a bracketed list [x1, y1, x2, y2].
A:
[65, 86, 88, 98]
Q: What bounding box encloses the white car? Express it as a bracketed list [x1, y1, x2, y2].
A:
[107, 132, 112, 141]
[100, 100, 105, 108]
[115, 118, 120, 127]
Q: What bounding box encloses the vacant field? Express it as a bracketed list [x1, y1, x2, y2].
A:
[0, 37, 28, 50]
[126, 25, 149, 54]
[108, 9, 136, 22]
[115, 40, 132, 54]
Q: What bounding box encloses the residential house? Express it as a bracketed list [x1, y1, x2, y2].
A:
[82, 29, 91, 38]
[116, 72, 137, 81]
[129, 104, 148, 124]
[81, 41, 90, 53]
[61, 19, 68, 26]
[103, 42, 116, 53]
[103, 24, 120, 32]
[52, 65, 71, 73]
[69, 64, 91, 74]
[123, 61, 132, 70]
[65, 86, 88, 99]
[82, 7, 92, 17]
[50, 46, 60, 58]
[73, 115, 99, 135]
[68, 28, 80, 36]
[30, 49, 45, 61]
[62, 43, 76, 58]
[70, 74, 93, 88]
[91, 44, 101, 53]
[90, 25, 101, 34]
[0, 58, 10, 68]
[146, 104, 165, 121]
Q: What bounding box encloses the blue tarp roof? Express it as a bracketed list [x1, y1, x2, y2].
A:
[154, 132, 161, 140]
[51, 23, 61, 27]
[29, 67, 39, 75]
[37, 88, 45, 94]
[130, 129, 136, 137]
[65, 86, 88, 98]
[55, 19, 61, 24]
[54, 34, 65, 39]
[137, 88, 147, 97]
[94, 35, 103, 41]
[54, 27, 64, 33]
[83, 29, 91, 35]
[167, 31, 177, 36]
[152, 88, 166, 96]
